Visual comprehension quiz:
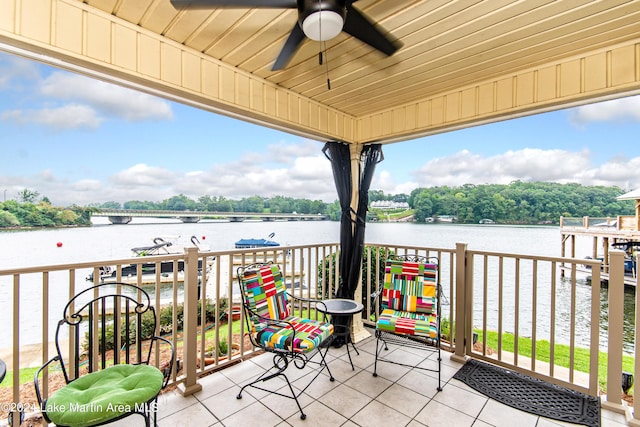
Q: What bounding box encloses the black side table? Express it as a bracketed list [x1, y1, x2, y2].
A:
[316, 299, 364, 370]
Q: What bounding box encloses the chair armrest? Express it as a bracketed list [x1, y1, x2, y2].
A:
[34, 356, 63, 409]
[151, 335, 175, 388]
[370, 282, 385, 305]
[286, 293, 328, 314]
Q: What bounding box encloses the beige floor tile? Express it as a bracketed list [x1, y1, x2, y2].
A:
[432, 382, 488, 418]
[156, 389, 199, 419]
[200, 385, 257, 420]
[370, 358, 411, 382]
[351, 400, 412, 427]
[477, 399, 538, 427]
[192, 371, 235, 400]
[414, 399, 476, 427]
[157, 402, 219, 427]
[300, 368, 342, 399]
[318, 383, 372, 419]
[221, 357, 269, 384]
[220, 401, 283, 427]
[375, 383, 430, 418]
[396, 367, 443, 398]
[344, 368, 392, 398]
[285, 400, 347, 427]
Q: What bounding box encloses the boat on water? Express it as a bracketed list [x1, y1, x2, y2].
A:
[87, 236, 210, 283]
[234, 232, 280, 249]
[611, 241, 638, 275]
[585, 240, 640, 279]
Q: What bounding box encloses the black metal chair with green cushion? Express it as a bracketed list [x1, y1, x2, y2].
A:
[34, 283, 175, 427]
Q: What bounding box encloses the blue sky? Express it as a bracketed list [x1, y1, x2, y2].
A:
[1, 50, 640, 207]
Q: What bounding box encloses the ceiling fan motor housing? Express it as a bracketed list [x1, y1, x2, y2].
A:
[299, 0, 347, 41]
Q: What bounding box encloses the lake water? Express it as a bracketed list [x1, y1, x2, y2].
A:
[0, 218, 633, 353]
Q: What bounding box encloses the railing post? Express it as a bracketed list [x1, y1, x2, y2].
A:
[632, 254, 640, 426]
[177, 247, 202, 396]
[601, 250, 627, 415]
[451, 242, 469, 363]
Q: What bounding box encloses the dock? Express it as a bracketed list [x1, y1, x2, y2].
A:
[560, 190, 640, 287]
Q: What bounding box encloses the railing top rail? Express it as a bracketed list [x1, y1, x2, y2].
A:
[0, 243, 342, 277]
[466, 248, 603, 266]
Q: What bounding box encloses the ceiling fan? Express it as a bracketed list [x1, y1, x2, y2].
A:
[170, 0, 402, 71]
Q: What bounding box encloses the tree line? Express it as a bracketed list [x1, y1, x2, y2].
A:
[405, 181, 634, 224]
[98, 194, 329, 216]
[0, 182, 635, 227]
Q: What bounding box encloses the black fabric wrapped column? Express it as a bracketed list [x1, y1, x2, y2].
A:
[323, 141, 383, 346]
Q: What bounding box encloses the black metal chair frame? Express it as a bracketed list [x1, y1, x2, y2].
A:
[236, 262, 335, 420]
[34, 283, 175, 427]
[372, 255, 442, 391]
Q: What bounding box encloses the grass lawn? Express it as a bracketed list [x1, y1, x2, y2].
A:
[477, 329, 635, 394]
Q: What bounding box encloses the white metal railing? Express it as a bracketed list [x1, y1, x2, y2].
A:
[0, 242, 635, 425]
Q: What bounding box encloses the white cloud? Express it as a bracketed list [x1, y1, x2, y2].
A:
[372, 170, 417, 195]
[40, 72, 173, 121]
[369, 148, 640, 194]
[0, 55, 39, 89]
[0, 57, 173, 130]
[172, 151, 336, 202]
[110, 164, 178, 187]
[571, 96, 640, 125]
[0, 104, 102, 129]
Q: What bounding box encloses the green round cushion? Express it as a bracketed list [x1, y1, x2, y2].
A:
[44, 364, 164, 427]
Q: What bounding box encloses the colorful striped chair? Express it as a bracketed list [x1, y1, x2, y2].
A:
[236, 262, 335, 420]
[372, 255, 442, 391]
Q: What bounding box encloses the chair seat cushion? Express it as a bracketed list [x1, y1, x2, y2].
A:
[256, 316, 333, 352]
[376, 309, 438, 338]
[44, 364, 164, 427]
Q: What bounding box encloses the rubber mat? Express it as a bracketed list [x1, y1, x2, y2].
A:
[453, 359, 600, 427]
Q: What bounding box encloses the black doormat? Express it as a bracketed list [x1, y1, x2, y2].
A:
[453, 359, 600, 427]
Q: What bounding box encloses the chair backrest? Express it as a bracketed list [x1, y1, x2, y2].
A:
[382, 256, 438, 315]
[54, 283, 158, 382]
[238, 263, 290, 331]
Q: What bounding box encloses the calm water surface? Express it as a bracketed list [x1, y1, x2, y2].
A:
[0, 219, 632, 353]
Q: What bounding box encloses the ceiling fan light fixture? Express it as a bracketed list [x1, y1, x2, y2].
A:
[302, 10, 343, 41]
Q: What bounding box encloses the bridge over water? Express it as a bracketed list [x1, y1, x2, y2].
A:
[93, 209, 330, 224]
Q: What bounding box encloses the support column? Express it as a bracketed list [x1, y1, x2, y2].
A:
[349, 143, 370, 343]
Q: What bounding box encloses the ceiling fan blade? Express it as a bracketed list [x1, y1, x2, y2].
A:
[170, 0, 297, 10]
[272, 23, 306, 71]
[342, 4, 402, 56]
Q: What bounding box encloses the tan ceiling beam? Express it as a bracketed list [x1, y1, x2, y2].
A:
[358, 38, 640, 144]
[0, 0, 355, 142]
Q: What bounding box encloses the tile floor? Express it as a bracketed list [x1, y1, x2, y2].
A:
[97, 335, 629, 426]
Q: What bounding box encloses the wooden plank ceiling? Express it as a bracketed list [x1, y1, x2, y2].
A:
[77, 0, 640, 138]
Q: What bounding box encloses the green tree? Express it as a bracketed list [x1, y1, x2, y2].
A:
[100, 201, 122, 209]
[0, 210, 19, 226]
[18, 188, 39, 203]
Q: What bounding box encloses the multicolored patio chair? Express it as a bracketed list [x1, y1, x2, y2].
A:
[237, 262, 335, 420]
[34, 283, 175, 427]
[372, 255, 442, 391]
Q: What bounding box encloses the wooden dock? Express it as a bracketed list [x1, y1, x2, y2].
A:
[560, 214, 640, 288]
